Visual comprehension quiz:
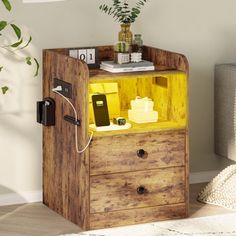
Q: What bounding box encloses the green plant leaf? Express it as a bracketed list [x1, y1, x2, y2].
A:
[137, 1, 144, 6]
[25, 57, 39, 76]
[99, 0, 148, 23]
[0, 66, 3, 72]
[132, 8, 140, 14]
[20, 35, 32, 49]
[1, 86, 9, 94]
[33, 58, 39, 77]
[0, 21, 7, 31]
[11, 38, 23, 47]
[2, 0, 11, 11]
[10, 24, 21, 39]
[26, 56, 32, 65]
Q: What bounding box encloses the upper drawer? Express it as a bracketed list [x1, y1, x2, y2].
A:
[90, 129, 186, 175]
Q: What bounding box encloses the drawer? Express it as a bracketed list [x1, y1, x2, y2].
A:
[90, 167, 185, 213]
[90, 129, 186, 175]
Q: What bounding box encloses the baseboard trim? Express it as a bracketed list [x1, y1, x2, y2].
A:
[0, 170, 221, 206]
[190, 170, 220, 184]
[0, 190, 42, 206]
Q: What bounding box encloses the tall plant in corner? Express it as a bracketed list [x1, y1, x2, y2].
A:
[0, 0, 39, 94]
[99, 0, 148, 45]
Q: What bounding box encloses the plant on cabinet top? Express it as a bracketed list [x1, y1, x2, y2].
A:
[99, 0, 148, 24]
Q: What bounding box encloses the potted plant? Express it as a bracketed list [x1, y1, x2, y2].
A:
[0, 0, 39, 94]
[114, 41, 130, 64]
[99, 0, 148, 45]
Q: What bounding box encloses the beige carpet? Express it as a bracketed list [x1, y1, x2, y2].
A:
[198, 164, 236, 210]
[61, 213, 236, 236]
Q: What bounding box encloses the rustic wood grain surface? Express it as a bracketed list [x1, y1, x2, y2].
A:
[90, 203, 186, 229]
[43, 45, 189, 230]
[90, 167, 185, 213]
[43, 50, 90, 229]
[90, 130, 186, 175]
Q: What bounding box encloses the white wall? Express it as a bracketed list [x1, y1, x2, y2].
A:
[0, 0, 234, 198]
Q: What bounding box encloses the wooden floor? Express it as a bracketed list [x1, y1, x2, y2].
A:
[0, 183, 232, 236]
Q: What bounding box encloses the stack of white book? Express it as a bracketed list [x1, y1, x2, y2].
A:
[100, 60, 155, 73]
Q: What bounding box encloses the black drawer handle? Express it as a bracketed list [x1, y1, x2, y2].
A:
[137, 149, 146, 158]
[137, 186, 147, 195]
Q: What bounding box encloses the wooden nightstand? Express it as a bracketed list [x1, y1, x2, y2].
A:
[42, 45, 189, 230]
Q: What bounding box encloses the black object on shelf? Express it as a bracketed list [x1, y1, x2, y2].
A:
[92, 94, 110, 127]
[37, 97, 55, 126]
[113, 117, 126, 126]
[64, 115, 81, 126]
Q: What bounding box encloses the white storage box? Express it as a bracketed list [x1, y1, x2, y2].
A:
[128, 110, 158, 123]
[131, 97, 154, 112]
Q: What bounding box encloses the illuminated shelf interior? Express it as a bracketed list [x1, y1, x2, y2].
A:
[88, 71, 187, 136]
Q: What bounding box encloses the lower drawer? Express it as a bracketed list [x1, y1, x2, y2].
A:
[90, 167, 185, 214]
[90, 203, 187, 229]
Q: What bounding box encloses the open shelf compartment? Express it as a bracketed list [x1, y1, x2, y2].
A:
[89, 71, 187, 136]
